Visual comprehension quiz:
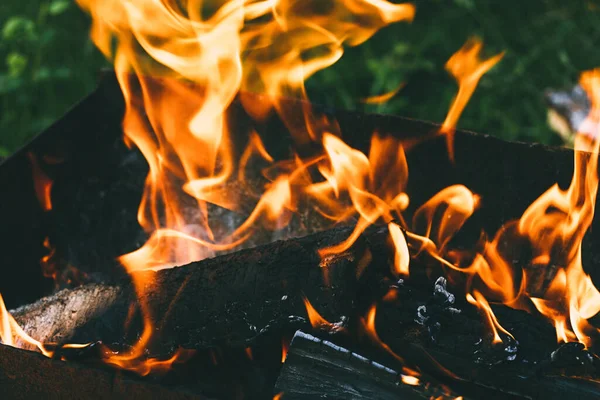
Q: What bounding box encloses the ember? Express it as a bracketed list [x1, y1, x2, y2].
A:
[1, 0, 600, 399]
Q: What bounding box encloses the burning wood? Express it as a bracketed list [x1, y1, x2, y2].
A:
[275, 330, 462, 399]
[8, 225, 375, 355]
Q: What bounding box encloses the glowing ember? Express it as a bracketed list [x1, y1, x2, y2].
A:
[400, 374, 420, 386]
[281, 338, 289, 364]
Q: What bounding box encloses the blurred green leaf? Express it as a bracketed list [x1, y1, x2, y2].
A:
[48, 0, 71, 16]
[6, 52, 28, 77]
[2, 16, 36, 41]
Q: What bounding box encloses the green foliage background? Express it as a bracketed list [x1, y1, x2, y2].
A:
[2, 0, 600, 156]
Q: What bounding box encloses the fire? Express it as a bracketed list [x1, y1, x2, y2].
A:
[0, 294, 53, 358]
[302, 295, 341, 331]
[0, 0, 597, 385]
[281, 338, 289, 363]
[361, 304, 404, 363]
[440, 38, 504, 162]
[522, 69, 600, 346]
[28, 152, 53, 211]
[400, 374, 420, 386]
[71, 0, 415, 373]
[315, 133, 410, 258]
[101, 346, 195, 376]
[389, 222, 410, 276]
[361, 82, 405, 104]
[74, 0, 416, 273]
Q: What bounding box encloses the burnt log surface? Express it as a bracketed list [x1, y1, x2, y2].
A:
[12, 225, 386, 353]
[0, 343, 207, 400]
[361, 275, 600, 400]
[8, 225, 389, 399]
[274, 330, 462, 400]
[11, 284, 122, 346]
[2, 71, 599, 310]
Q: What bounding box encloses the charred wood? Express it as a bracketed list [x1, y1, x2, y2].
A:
[12, 225, 387, 354]
[0, 343, 208, 400]
[274, 330, 462, 400]
[367, 276, 600, 400]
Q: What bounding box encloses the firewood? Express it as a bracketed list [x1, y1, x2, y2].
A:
[11, 284, 123, 347]
[274, 330, 463, 400]
[11, 225, 388, 355]
[368, 277, 600, 400]
[0, 343, 207, 400]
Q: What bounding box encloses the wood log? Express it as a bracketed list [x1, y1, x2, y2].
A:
[11, 225, 389, 354]
[367, 277, 600, 400]
[0, 343, 208, 400]
[274, 330, 463, 400]
[11, 284, 122, 347]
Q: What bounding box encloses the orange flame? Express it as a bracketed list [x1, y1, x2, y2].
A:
[28, 152, 53, 211]
[0, 294, 54, 358]
[389, 222, 410, 276]
[361, 83, 405, 104]
[441, 39, 504, 162]
[316, 133, 409, 258]
[245, 346, 253, 360]
[361, 304, 404, 363]
[519, 69, 600, 346]
[54, 0, 600, 375]
[302, 295, 335, 330]
[73, 0, 415, 372]
[281, 338, 289, 363]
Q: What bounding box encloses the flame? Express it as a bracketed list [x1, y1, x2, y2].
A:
[361, 82, 405, 104]
[411, 69, 600, 348]
[48, 0, 598, 376]
[316, 133, 410, 258]
[102, 347, 195, 376]
[466, 291, 514, 344]
[302, 295, 335, 330]
[73, 0, 414, 372]
[361, 304, 404, 363]
[281, 338, 289, 363]
[400, 374, 420, 386]
[41, 237, 59, 282]
[0, 294, 53, 357]
[441, 38, 504, 161]
[245, 346, 253, 360]
[28, 152, 53, 211]
[75, 0, 415, 272]
[520, 69, 600, 346]
[389, 222, 410, 276]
